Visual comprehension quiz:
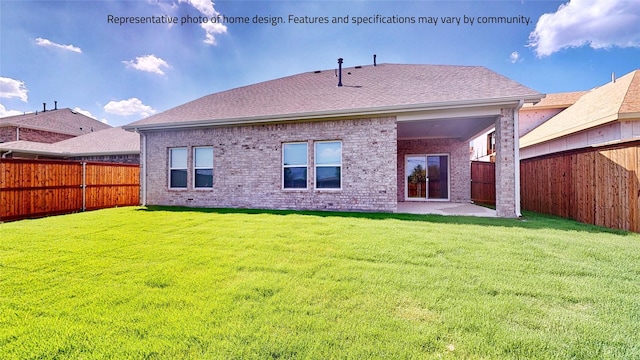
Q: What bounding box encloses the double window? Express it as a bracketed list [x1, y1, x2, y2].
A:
[282, 141, 342, 190]
[169, 147, 214, 189]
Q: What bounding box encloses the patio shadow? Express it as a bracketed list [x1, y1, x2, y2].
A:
[137, 205, 632, 236]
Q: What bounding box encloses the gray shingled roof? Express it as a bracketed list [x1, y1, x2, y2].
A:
[0, 108, 111, 136]
[0, 127, 139, 156]
[126, 63, 542, 129]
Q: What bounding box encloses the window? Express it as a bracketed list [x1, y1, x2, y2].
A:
[283, 142, 308, 189]
[405, 154, 449, 200]
[194, 147, 213, 188]
[169, 147, 187, 189]
[487, 131, 496, 154]
[315, 141, 342, 189]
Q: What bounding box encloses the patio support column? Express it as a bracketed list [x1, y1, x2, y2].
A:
[495, 108, 517, 218]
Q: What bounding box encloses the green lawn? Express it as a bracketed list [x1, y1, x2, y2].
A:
[1, 206, 639, 359]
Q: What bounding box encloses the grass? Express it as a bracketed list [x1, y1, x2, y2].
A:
[1, 206, 639, 359]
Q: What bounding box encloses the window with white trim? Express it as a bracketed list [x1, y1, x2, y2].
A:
[169, 147, 187, 189]
[315, 141, 342, 189]
[283, 142, 307, 189]
[194, 147, 213, 188]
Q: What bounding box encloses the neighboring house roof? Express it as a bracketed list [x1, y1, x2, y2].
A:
[0, 127, 139, 157]
[520, 91, 588, 110]
[125, 63, 543, 130]
[0, 108, 111, 136]
[521, 69, 640, 148]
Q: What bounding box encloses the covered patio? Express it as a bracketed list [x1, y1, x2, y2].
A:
[395, 104, 520, 218]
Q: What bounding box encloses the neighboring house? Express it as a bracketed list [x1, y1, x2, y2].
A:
[124, 62, 543, 217]
[0, 105, 111, 144]
[0, 127, 140, 164]
[518, 69, 639, 232]
[470, 91, 587, 162]
[520, 70, 640, 157]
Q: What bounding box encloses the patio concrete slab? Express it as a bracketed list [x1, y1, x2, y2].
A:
[397, 202, 496, 217]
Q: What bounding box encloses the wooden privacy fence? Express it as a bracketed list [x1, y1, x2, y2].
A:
[520, 142, 640, 232]
[471, 161, 496, 205]
[0, 159, 140, 221]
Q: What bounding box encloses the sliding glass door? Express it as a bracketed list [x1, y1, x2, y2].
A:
[405, 154, 449, 200]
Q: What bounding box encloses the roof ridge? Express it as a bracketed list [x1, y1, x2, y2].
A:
[619, 70, 640, 114]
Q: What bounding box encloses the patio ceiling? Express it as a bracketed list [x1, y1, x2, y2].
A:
[397, 115, 497, 141]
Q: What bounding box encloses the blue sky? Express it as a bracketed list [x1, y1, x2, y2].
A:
[1, 0, 639, 127]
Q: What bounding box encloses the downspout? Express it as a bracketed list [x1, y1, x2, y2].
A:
[514, 99, 524, 217]
[138, 129, 147, 206]
[2, 150, 12, 159]
[16, 127, 20, 141]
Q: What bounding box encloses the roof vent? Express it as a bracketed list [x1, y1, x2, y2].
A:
[612, 72, 616, 83]
[355, 65, 362, 69]
[373, 54, 377, 67]
[337, 58, 343, 87]
[54, 101, 58, 110]
[43, 102, 47, 112]
[314, 70, 321, 74]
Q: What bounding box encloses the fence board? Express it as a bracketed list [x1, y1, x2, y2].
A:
[0, 159, 139, 221]
[520, 141, 640, 232]
[471, 161, 495, 205]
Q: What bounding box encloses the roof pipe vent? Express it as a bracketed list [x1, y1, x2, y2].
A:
[43, 102, 46, 112]
[337, 58, 343, 87]
[612, 72, 616, 83]
[54, 101, 58, 110]
[373, 54, 377, 67]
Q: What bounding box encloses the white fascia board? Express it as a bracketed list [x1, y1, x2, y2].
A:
[2, 149, 65, 157]
[124, 96, 542, 132]
[618, 112, 640, 120]
[1, 148, 138, 157]
[67, 151, 139, 157]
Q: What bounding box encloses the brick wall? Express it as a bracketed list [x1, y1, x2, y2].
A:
[143, 117, 398, 212]
[18, 128, 75, 143]
[397, 138, 470, 203]
[0, 127, 17, 143]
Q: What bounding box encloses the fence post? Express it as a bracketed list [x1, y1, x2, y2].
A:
[82, 162, 86, 211]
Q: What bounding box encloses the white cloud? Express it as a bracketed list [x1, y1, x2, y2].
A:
[201, 22, 228, 45]
[528, 0, 640, 57]
[35, 37, 82, 53]
[73, 107, 109, 124]
[179, 0, 216, 17]
[177, 0, 228, 45]
[0, 77, 28, 102]
[509, 51, 522, 64]
[104, 98, 156, 118]
[123, 55, 170, 76]
[0, 104, 24, 118]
